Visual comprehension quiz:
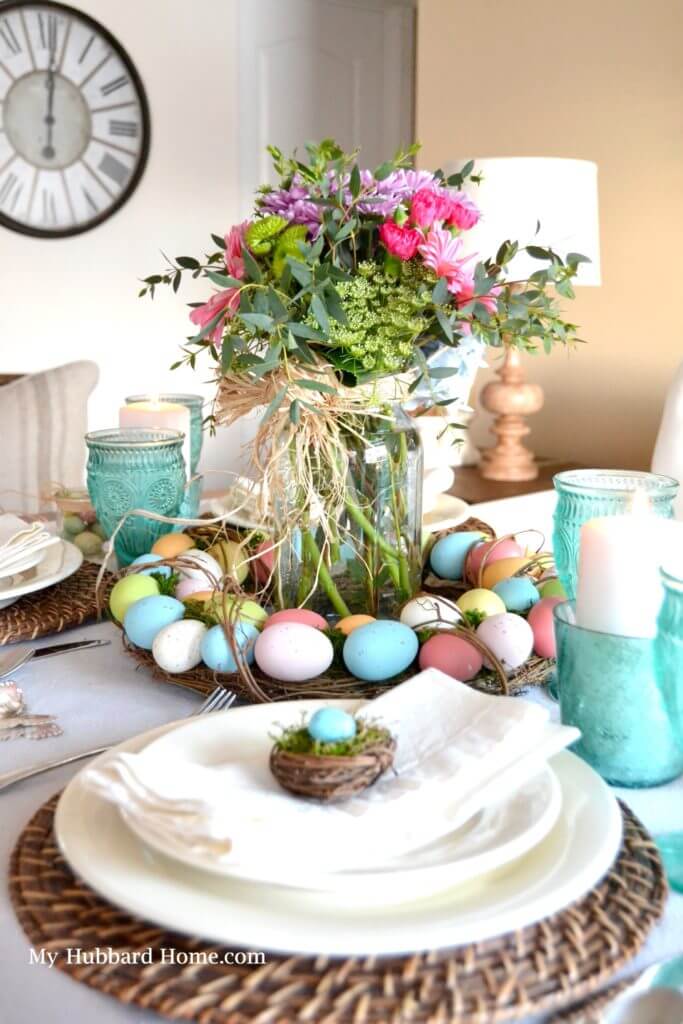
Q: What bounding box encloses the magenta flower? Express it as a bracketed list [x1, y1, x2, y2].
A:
[379, 221, 423, 261]
[418, 226, 473, 280]
[189, 288, 240, 343]
[446, 192, 481, 231]
[409, 187, 452, 228]
[225, 221, 248, 279]
[451, 273, 501, 314]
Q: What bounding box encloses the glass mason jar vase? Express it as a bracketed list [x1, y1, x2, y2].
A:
[553, 469, 678, 600]
[275, 406, 423, 619]
[656, 564, 683, 748]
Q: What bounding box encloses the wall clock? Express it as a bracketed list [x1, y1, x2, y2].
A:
[0, 0, 150, 237]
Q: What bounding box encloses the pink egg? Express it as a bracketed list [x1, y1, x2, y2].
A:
[418, 634, 483, 682]
[264, 608, 328, 631]
[527, 597, 564, 658]
[175, 577, 212, 601]
[467, 538, 525, 583]
[253, 540, 275, 585]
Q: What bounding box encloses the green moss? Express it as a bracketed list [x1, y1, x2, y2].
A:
[272, 718, 390, 758]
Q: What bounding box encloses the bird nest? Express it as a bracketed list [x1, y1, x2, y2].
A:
[270, 727, 396, 802]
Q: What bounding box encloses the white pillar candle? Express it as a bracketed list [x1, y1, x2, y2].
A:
[575, 504, 683, 639]
[119, 399, 191, 481]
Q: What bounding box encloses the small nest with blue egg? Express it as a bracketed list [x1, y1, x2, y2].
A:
[270, 721, 396, 802]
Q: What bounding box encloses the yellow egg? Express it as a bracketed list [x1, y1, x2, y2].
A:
[481, 557, 536, 590]
[182, 589, 215, 603]
[151, 533, 195, 558]
[109, 574, 159, 623]
[208, 540, 249, 584]
[210, 594, 268, 628]
[337, 614, 376, 636]
[456, 588, 506, 619]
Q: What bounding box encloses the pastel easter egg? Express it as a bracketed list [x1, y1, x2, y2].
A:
[538, 578, 567, 600]
[152, 619, 207, 673]
[208, 540, 249, 584]
[63, 513, 86, 536]
[123, 595, 185, 650]
[456, 588, 506, 620]
[175, 577, 212, 601]
[418, 634, 483, 682]
[481, 557, 536, 590]
[343, 621, 418, 682]
[176, 549, 223, 586]
[210, 595, 268, 629]
[252, 540, 275, 585]
[337, 614, 376, 636]
[254, 623, 334, 682]
[200, 621, 259, 672]
[264, 608, 328, 631]
[131, 553, 172, 578]
[528, 597, 564, 659]
[91, 522, 107, 540]
[73, 531, 102, 557]
[400, 594, 461, 631]
[476, 613, 534, 673]
[308, 707, 357, 743]
[109, 574, 159, 623]
[429, 531, 484, 581]
[151, 532, 195, 558]
[492, 577, 540, 614]
[467, 538, 524, 583]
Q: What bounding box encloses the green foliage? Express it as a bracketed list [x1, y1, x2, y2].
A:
[150, 571, 180, 596]
[272, 718, 390, 757]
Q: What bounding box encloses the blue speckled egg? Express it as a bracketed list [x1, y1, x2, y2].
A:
[492, 577, 540, 614]
[429, 531, 483, 581]
[308, 707, 357, 743]
[123, 595, 185, 650]
[200, 622, 258, 673]
[343, 620, 418, 682]
[130, 553, 172, 578]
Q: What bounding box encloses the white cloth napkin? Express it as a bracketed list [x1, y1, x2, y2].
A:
[0, 514, 59, 572]
[83, 669, 579, 875]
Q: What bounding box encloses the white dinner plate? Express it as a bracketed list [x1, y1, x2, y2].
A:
[55, 723, 622, 957]
[0, 540, 82, 610]
[123, 700, 562, 899]
[423, 494, 470, 532]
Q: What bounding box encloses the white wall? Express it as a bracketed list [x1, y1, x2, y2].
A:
[0, 0, 243, 480]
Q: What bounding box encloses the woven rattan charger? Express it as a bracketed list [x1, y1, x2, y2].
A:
[0, 561, 112, 645]
[118, 518, 553, 702]
[10, 796, 666, 1024]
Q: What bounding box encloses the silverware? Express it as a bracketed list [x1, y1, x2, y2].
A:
[0, 686, 237, 793]
[0, 638, 111, 678]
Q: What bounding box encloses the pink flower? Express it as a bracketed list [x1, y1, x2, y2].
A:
[409, 187, 452, 228]
[379, 221, 423, 261]
[446, 192, 481, 231]
[418, 226, 473, 280]
[189, 288, 240, 343]
[225, 220, 248, 279]
[451, 273, 501, 314]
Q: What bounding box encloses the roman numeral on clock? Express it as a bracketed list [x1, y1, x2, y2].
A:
[0, 171, 18, 205]
[41, 188, 56, 224]
[82, 186, 98, 214]
[100, 74, 127, 97]
[0, 18, 21, 55]
[38, 12, 57, 51]
[109, 119, 138, 138]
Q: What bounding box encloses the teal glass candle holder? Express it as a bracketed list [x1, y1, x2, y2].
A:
[554, 600, 683, 788]
[654, 564, 683, 892]
[86, 429, 186, 566]
[125, 393, 204, 474]
[552, 470, 678, 600]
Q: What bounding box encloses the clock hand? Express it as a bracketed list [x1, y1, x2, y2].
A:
[42, 30, 57, 161]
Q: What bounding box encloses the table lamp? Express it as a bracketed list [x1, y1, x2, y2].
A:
[445, 157, 601, 481]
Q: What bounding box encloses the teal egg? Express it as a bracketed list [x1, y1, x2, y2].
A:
[308, 707, 357, 743]
[492, 577, 540, 614]
[123, 595, 185, 650]
[131, 553, 172, 578]
[200, 622, 258, 673]
[343, 620, 418, 682]
[429, 531, 483, 581]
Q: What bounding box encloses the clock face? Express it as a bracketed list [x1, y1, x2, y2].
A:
[0, 1, 149, 237]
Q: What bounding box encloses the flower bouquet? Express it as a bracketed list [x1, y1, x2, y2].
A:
[143, 140, 586, 619]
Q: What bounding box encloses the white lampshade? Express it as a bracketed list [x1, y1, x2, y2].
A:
[444, 157, 601, 286]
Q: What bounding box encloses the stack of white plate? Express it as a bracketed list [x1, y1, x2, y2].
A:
[0, 539, 83, 610]
[56, 700, 623, 956]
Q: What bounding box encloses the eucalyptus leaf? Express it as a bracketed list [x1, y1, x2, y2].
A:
[205, 270, 242, 288]
[311, 294, 330, 334]
[241, 245, 262, 282]
[240, 312, 274, 331]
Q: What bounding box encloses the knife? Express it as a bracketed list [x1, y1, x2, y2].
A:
[0, 639, 111, 678]
[32, 639, 111, 659]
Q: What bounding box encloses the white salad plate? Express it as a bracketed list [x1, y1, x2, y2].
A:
[0, 540, 82, 610]
[55, 717, 623, 957]
[122, 699, 563, 898]
[422, 494, 470, 533]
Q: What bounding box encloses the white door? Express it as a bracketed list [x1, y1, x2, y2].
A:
[237, 0, 415, 202]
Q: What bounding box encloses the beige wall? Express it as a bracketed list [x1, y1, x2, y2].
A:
[416, 0, 683, 469]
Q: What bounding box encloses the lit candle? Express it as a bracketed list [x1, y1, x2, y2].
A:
[119, 397, 191, 481]
[575, 491, 680, 638]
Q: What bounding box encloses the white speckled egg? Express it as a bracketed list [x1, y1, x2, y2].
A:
[400, 593, 461, 631]
[152, 619, 207, 673]
[476, 613, 534, 674]
[254, 622, 334, 682]
[176, 549, 223, 586]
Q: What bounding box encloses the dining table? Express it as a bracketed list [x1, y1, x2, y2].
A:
[0, 490, 681, 1024]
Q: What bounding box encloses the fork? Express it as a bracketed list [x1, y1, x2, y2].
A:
[0, 686, 237, 793]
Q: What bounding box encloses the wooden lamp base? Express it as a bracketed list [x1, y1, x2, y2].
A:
[479, 347, 544, 482]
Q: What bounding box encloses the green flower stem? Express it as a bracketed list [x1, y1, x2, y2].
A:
[302, 532, 351, 617]
[344, 500, 401, 590]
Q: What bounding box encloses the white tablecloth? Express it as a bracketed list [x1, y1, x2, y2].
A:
[0, 492, 681, 1024]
